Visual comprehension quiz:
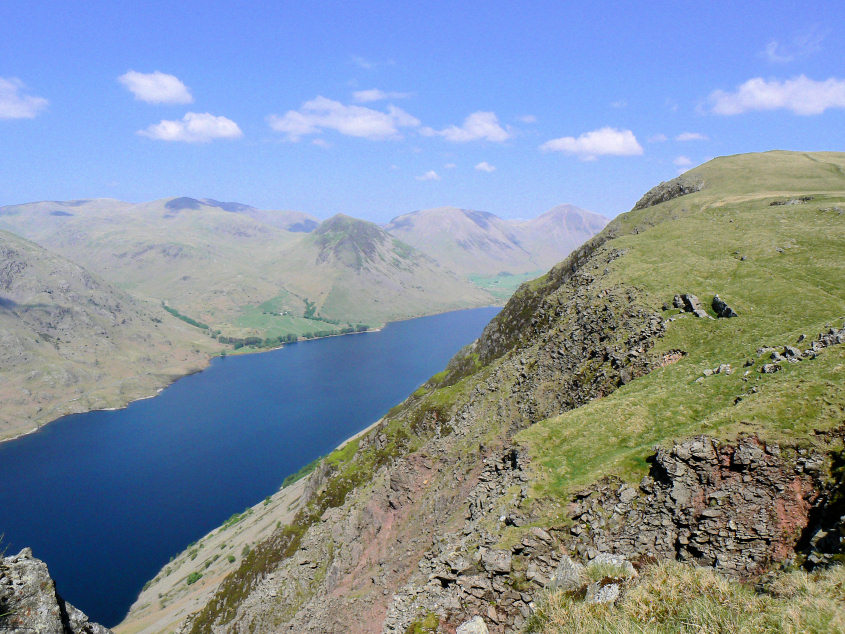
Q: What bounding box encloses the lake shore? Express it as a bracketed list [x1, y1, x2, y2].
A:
[0, 305, 499, 447]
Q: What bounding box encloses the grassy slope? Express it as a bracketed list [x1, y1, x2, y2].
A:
[148, 151, 845, 631]
[530, 560, 845, 633]
[518, 151, 845, 522]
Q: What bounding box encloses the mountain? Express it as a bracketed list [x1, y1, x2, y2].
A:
[384, 204, 607, 277]
[0, 197, 300, 330]
[125, 151, 844, 632]
[267, 214, 492, 324]
[0, 198, 495, 344]
[0, 230, 215, 441]
[508, 203, 609, 270]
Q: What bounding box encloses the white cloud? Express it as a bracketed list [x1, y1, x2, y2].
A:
[0, 77, 48, 119]
[648, 133, 668, 143]
[312, 138, 331, 148]
[676, 132, 708, 141]
[138, 112, 243, 143]
[267, 96, 420, 141]
[475, 161, 496, 172]
[118, 70, 193, 104]
[762, 41, 794, 64]
[761, 27, 826, 63]
[352, 89, 412, 103]
[421, 111, 511, 142]
[540, 127, 643, 160]
[444, 163, 457, 169]
[709, 75, 845, 115]
[610, 100, 628, 108]
[517, 114, 537, 123]
[416, 170, 440, 181]
[673, 155, 693, 167]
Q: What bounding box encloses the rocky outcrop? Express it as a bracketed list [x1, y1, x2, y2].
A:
[712, 294, 738, 318]
[383, 435, 843, 633]
[564, 436, 830, 576]
[672, 293, 711, 319]
[633, 176, 703, 210]
[0, 548, 110, 633]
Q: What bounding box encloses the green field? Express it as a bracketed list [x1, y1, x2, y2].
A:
[468, 270, 544, 300]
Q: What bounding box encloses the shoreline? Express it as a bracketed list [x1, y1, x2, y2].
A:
[0, 304, 501, 447]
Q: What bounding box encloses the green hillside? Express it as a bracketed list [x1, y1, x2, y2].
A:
[518, 150, 845, 512]
[170, 151, 845, 633]
[0, 230, 217, 440]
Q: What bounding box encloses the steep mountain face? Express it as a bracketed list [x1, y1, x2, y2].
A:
[269, 214, 493, 324]
[147, 151, 844, 633]
[384, 205, 607, 277]
[0, 230, 214, 440]
[0, 548, 110, 633]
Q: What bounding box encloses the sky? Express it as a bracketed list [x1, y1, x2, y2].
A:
[1, 1, 844, 222]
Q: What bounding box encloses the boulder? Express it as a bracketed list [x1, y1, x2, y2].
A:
[0, 548, 110, 634]
[456, 615, 489, 634]
[712, 295, 738, 318]
[681, 294, 703, 313]
[585, 582, 621, 604]
[548, 554, 585, 592]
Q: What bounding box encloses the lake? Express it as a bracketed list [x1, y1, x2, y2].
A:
[0, 307, 499, 627]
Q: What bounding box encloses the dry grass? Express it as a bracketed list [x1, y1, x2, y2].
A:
[528, 561, 845, 633]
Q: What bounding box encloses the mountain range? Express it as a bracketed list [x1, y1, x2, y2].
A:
[0, 199, 604, 440]
[0, 198, 604, 340]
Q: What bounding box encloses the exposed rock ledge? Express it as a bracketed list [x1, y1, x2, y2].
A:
[0, 547, 110, 633]
[384, 434, 843, 632]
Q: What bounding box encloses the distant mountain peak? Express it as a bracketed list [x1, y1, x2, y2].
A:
[314, 214, 391, 268]
[165, 197, 204, 211]
[385, 204, 606, 276]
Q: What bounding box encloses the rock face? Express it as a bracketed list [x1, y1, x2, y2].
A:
[380, 436, 842, 632]
[0, 548, 110, 633]
[564, 436, 828, 576]
[633, 176, 703, 210]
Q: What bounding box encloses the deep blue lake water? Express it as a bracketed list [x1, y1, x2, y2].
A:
[0, 307, 498, 627]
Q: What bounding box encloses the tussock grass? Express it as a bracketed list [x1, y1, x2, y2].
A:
[529, 561, 845, 633]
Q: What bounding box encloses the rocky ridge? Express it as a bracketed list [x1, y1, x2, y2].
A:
[179, 243, 670, 633]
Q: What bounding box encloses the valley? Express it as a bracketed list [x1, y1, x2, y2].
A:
[135, 151, 845, 633]
[0, 199, 599, 441]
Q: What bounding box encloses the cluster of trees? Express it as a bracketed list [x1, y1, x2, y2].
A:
[217, 334, 295, 349]
[161, 303, 209, 330]
[217, 324, 369, 350]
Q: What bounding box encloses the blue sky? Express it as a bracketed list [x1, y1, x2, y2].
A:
[1, 1, 844, 222]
